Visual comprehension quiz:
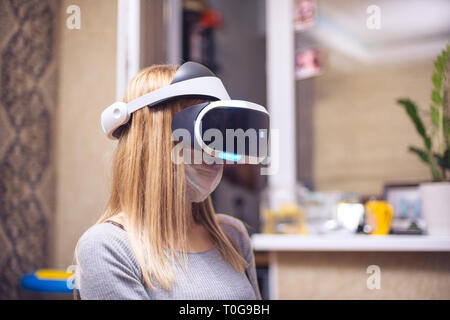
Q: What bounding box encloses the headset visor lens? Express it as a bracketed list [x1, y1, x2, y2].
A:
[200, 107, 269, 162]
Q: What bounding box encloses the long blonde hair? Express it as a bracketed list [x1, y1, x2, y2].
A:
[76, 64, 248, 292]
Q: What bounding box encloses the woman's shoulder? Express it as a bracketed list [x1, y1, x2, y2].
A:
[75, 223, 144, 299]
[217, 213, 247, 233]
[79, 222, 126, 245]
[217, 213, 252, 258]
[77, 222, 132, 264]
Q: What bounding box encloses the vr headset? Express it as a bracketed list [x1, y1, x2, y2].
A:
[101, 61, 270, 164]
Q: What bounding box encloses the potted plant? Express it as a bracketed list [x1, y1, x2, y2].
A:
[397, 44, 450, 235]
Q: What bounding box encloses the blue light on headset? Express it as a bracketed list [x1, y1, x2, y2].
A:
[259, 130, 267, 139]
[218, 152, 242, 162]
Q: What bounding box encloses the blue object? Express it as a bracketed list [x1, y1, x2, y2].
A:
[218, 152, 242, 162]
[21, 271, 73, 294]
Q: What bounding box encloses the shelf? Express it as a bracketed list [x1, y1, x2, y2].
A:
[251, 233, 450, 252]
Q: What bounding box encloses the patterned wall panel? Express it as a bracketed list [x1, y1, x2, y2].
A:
[0, 0, 57, 299]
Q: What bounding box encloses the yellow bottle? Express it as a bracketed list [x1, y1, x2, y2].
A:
[365, 201, 393, 235]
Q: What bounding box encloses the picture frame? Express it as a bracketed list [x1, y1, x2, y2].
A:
[295, 48, 322, 80]
[293, 0, 316, 31]
[383, 182, 425, 233]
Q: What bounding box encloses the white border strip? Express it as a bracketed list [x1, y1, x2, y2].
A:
[266, 0, 296, 190]
[116, 0, 141, 101]
[116, 0, 127, 101]
[127, 0, 140, 81]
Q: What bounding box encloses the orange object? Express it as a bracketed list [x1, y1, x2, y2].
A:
[365, 201, 393, 235]
[200, 9, 223, 28]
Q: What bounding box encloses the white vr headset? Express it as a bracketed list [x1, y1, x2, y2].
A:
[101, 61, 270, 163]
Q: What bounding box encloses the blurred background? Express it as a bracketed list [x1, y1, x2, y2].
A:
[0, 0, 449, 299]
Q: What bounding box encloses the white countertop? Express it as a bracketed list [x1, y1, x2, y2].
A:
[251, 233, 450, 252]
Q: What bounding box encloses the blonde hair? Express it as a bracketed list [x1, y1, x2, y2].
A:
[75, 64, 248, 293]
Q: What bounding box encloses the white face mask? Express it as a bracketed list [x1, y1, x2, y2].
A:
[185, 162, 224, 203]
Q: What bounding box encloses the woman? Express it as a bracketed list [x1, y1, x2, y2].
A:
[75, 64, 261, 300]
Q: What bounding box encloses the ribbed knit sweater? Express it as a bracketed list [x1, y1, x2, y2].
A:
[76, 214, 261, 300]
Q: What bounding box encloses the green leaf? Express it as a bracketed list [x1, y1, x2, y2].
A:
[409, 146, 429, 163]
[409, 146, 441, 180]
[399, 44, 450, 181]
[431, 90, 442, 105]
[397, 98, 432, 151]
[432, 72, 442, 89]
[431, 165, 442, 181]
[443, 49, 449, 62]
[435, 148, 450, 170]
[435, 56, 444, 73]
[445, 117, 450, 136]
[430, 105, 439, 127]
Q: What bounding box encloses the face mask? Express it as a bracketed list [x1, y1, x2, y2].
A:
[185, 162, 224, 203]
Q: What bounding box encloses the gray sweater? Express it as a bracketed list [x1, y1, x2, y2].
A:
[76, 214, 261, 300]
